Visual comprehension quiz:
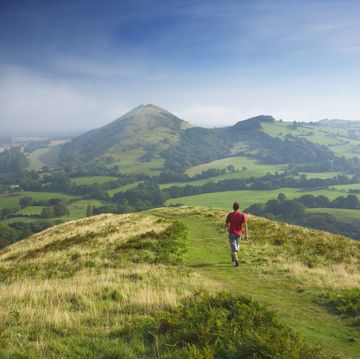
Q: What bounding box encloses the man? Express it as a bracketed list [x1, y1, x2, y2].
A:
[225, 202, 249, 267]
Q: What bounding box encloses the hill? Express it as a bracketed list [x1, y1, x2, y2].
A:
[59, 105, 339, 177]
[0, 207, 359, 358]
[59, 104, 192, 174]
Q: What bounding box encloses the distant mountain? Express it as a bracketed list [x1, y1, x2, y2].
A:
[59, 105, 335, 174]
[59, 104, 192, 171]
[318, 119, 359, 127]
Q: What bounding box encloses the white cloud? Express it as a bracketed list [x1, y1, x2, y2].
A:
[0, 65, 129, 133]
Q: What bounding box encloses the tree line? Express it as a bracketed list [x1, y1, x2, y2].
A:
[245, 193, 360, 240]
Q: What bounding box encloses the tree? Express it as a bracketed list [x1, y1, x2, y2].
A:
[346, 194, 360, 209]
[277, 193, 286, 202]
[19, 196, 34, 208]
[86, 204, 93, 217]
[41, 207, 55, 218]
[280, 200, 305, 220]
[226, 165, 235, 173]
[53, 204, 69, 217]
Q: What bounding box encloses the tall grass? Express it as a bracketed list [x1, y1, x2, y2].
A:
[0, 213, 217, 357]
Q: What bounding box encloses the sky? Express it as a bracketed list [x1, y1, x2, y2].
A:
[1, 0, 360, 134]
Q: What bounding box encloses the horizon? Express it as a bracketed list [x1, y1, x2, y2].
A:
[1, 0, 360, 133]
[0, 103, 340, 138]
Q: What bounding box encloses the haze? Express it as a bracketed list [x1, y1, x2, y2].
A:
[1, 0, 360, 134]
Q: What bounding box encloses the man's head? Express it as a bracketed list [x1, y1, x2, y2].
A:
[233, 202, 239, 211]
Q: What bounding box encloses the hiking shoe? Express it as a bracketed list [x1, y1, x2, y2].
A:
[235, 260, 239, 267]
[231, 255, 235, 263]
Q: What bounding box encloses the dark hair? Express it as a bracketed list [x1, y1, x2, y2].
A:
[233, 202, 239, 210]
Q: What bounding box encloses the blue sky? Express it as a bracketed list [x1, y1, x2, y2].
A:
[1, 0, 360, 133]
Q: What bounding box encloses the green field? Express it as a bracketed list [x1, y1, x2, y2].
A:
[62, 199, 108, 221]
[261, 122, 360, 158]
[106, 181, 143, 196]
[71, 176, 118, 185]
[16, 206, 46, 216]
[0, 191, 77, 210]
[299, 171, 346, 179]
[330, 183, 360, 192]
[27, 146, 61, 170]
[105, 149, 165, 175]
[160, 170, 346, 189]
[307, 207, 360, 223]
[166, 188, 359, 210]
[160, 171, 259, 189]
[185, 155, 286, 177]
[1, 199, 107, 226]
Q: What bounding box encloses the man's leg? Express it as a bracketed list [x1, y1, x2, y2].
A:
[229, 234, 240, 266]
[234, 251, 239, 266]
[234, 235, 240, 266]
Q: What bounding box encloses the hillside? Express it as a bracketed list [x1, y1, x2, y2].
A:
[58, 105, 342, 176]
[59, 104, 193, 174]
[0, 207, 359, 358]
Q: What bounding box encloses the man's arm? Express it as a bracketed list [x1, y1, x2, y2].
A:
[244, 222, 249, 240]
[224, 214, 230, 232]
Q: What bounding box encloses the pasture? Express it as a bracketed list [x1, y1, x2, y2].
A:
[165, 188, 359, 210]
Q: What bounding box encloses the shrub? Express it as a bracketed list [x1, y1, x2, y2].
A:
[150, 292, 325, 358]
[319, 288, 360, 318]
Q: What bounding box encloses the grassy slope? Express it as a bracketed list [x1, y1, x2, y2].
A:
[165, 188, 358, 210]
[156, 207, 360, 358]
[185, 156, 286, 177]
[27, 146, 61, 170]
[107, 148, 165, 175]
[0, 208, 359, 357]
[261, 122, 360, 158]
[0, 213, 214, 358]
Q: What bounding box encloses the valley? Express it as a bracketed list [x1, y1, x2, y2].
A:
[1, 105, 360, 245]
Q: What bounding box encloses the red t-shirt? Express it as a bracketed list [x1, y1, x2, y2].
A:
[226, 211, 247, 235]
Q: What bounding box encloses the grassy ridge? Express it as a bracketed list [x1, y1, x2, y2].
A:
[164, 207, 360, 358]
[0, 213, 214, 358]
[261, 122, 360, 158]
[0, 208, 359, 357]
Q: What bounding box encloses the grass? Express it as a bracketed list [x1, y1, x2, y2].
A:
[330, 183, 360, 192]
[0, 198, 106, 228]
[261, 122, 360, 158]
[307, 208, 360, 223]
[165, 188, 356, 210]
[105, 149, 165, 175]
[27, 146, 61, 170]
[300, 171, 347, 179]
[106, 181, 143, 196]
[70, 176, 119, 185]
[0, 207, 359, 357]
[0, 191, 76, 210]
[16, 205, 46, 216]
[160, 170, 347, 189]
[62, 199, 108, 221]
[0, 213, 216, 358]
[155, 207, 359, 358]
[185, 155, 286, 177]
